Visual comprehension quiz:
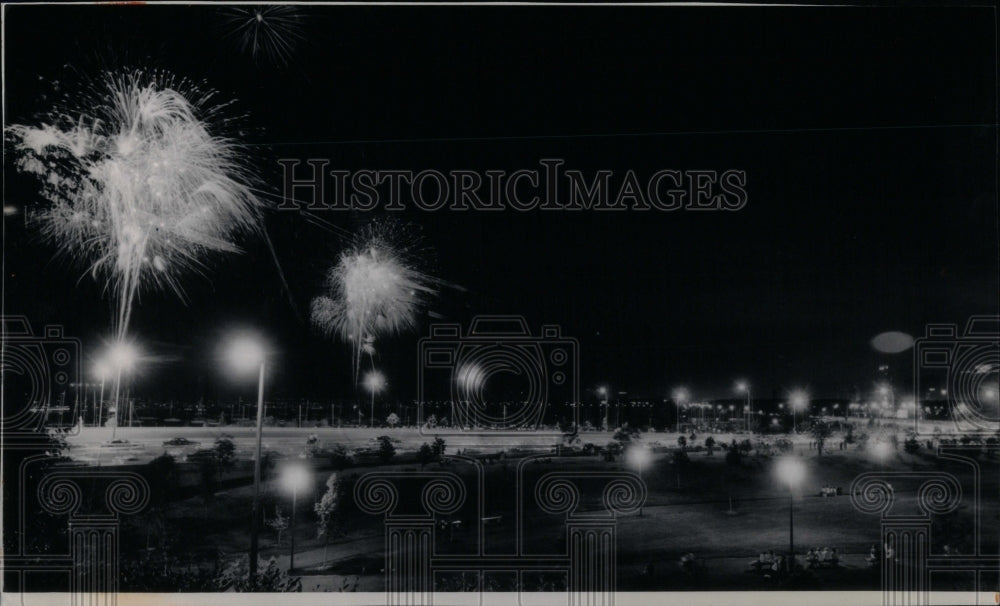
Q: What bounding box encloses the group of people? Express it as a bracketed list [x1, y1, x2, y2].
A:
[805, 546, 839, 567]
[748, 550, 786, 574]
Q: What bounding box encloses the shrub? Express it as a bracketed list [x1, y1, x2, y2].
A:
[377, 436, 396, 463]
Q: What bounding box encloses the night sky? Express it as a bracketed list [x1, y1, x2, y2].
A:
[4, 4, 998, 404]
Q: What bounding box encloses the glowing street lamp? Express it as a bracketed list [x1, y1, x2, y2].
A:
[775, 457, 807, 572]
[736, 381, 753, 432]
[871, 440, 893, 465]
[93, 361, 111, 428]
[626, 445, 652, 516]
[224, 333, 267, 587]
[107, 342, 139, 440]
[364, 370, 386, 428]
[877, 384, 895, 415]
[598, 386, 610, 430]
[789, 390, 809, 434]
[280, 463, 312, 571]
[672, 387, 688, 433]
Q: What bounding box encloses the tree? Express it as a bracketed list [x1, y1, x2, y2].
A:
[305, 434, 321, 457]
[705, 436, 716, 456]
[214, 436, 237, 470]
[677, 436, 688, 449]
[377, 435, 396, 463]
[903, 436, 921, 455]
[386, 412, 400, 428]
[314, 473, 341, 562]
[267, 506, 289, 545]
[431, 437, 447, 457]
[811, 421, 832, 457]
[426, 414, 438, 428]
[417, 443, 435, 468]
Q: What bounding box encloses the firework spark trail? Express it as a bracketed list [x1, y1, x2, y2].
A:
[221, 6, 305, 67]
[7, 69, 263, 339]
[310, 221, 440, 381]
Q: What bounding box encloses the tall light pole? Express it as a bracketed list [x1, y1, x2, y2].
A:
[94, 362, 110, 428]
[672, 388, 688, 433]
[226, 334, 267, 587]
[878, 384, 894, 416]
[281, 463, 311, 572]
[775, 457, 806, 572]
[598, 386, 609, 430]
[790, 390, 809, 434]
[736, 381, 752, 433]
[107, 343, 138, 440]
[627, 445, 652, 516]
[364, 370, 386, 429]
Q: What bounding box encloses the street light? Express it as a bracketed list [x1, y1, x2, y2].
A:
[871, 440, 893, 465]
[736, 381, 753, 432]
[93, 361, 111, 428]
[878, 384, 895, 415]
[280, 463, 312, 571]
[672, 388, 688, 433]
[364, 370, 386, 428]
[224, 333, 267, 587]
[598, 386, 609, 430]
[775, 457, 807, 572]
[626, 445, 652, 516]
[107, 342, 138, 440]
[789, 390, 809, 434]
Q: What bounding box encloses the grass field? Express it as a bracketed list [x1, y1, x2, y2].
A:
[101, 424, 998, 592]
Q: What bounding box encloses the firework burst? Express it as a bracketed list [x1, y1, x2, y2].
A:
[221, 6, 306, 67]
[7, 68, 263, 338]
[310, 221, 439, 380]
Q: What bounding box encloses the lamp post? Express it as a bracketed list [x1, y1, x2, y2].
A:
[93, 362, 110, 428]
[598, 386, 609, 430]
[627, 445, 652, 516]
[281, 463, 311, 572]
[107, 343, 138, 440]
[226, 334, 267, 587]
[364, 370, 386, 428]
[736, 381, 752, 432]
[775, 457, 806, 572]
[672, 388, 688, 433]
[790, 390, 809, 434]
[878, 384, 895, 416]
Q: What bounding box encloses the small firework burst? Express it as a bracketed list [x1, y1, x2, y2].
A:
[220, 6, 306, 67]
[311, 221, 439, 380]
[7, 68, 263, 338]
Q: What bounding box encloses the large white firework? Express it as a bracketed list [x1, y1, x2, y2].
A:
[7, 68, 262, 337]
[311, 222, 438, 380]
